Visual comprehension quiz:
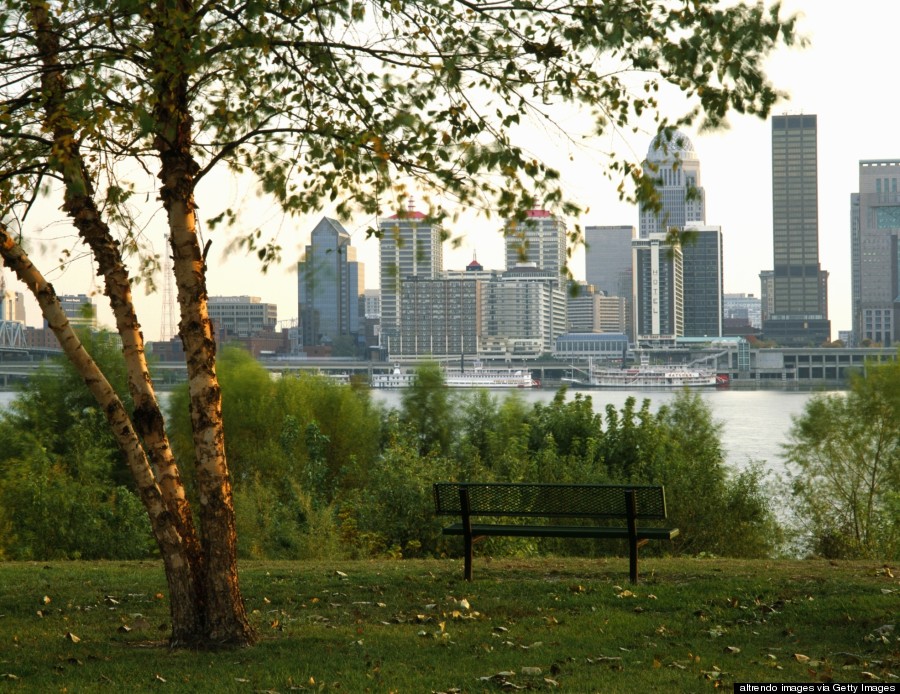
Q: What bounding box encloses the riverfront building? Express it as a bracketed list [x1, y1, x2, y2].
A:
[681, 223, 723, 338]
[480, 265, 566, 358]
[379, 208, 444, 356]
[851, 159, 900, 346]
[298, 217, 364, 350]
[585, 225, 635, 340]
[504, 209, 567, 281]
[396, 275, 480, 357]
[632, 234, 683, 343]
[208, 296, 277, 338]
[763, 114, 830, 345]
[639, 130, 705, 239]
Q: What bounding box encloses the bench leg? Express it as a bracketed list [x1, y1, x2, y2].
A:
[463, 533, 473, 581]
[460, 487, 474, 581]
[628, 536, 638, 584]
[626, 490, 638, 584]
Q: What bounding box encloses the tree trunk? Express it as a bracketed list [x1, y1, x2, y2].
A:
[26, 0, 252, 647]
[151, 0, 255, 647]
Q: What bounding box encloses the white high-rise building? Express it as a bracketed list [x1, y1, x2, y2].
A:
[632, 234, 683, 343]
[480, 265, 566, 357]
[504, 209, 567, 281]
[379, 209, 444, 355]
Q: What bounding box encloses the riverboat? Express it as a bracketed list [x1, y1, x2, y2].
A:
[370, 362, 538, 389]
[566, 354, 725, 388]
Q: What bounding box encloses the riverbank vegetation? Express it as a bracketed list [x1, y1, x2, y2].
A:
[0, 346, 897, 562]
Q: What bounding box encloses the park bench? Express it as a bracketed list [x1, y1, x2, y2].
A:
[433, 482, 679, 584]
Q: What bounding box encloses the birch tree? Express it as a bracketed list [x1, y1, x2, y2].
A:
[1, 0, 799, 647]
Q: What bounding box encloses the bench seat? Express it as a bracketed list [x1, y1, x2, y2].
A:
[434, 482, 679, 584]
[442, 522, 679, 541]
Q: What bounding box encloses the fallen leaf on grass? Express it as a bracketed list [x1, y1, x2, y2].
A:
[478, 672, 525, 690]
[587, 656, 622, 664]
[794, 654, 810, 663]
[154, 674, 167, 683]
[64, 632, 80, 643]
[520, 667, 542, 676]
[458, 598, 470, 610]
[724, 646, 741, 654]
[700, 668, 725, 681]
[117, 625, 132, 634]
[861, 672, 881, 680]
[42, 596, 51, 605]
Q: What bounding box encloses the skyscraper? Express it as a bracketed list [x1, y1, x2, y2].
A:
[638, 130, 719, 340]
[764, 114, 830, 345]
[632, 234, 683, 342]
[298, 217, 364, 349]
[681, 223, 723, 338]
[852, 160, 900, 346]
[585, 225, 634, 340]
[504, 209, 567, 280]
[639, 130, 705, 239]
[379, 209, 444, 355]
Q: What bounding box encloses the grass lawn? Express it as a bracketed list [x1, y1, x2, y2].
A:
[0, 556, 897, 692]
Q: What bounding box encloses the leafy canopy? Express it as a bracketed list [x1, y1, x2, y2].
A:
[1, 0, 799, 266]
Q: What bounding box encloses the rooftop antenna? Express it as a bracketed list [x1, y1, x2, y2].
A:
[160, 235, 177, 341]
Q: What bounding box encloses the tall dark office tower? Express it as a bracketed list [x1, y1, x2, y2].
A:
[764, 115, 830, 345]
[682, 223, 723, 338]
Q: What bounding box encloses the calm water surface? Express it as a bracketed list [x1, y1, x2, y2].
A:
[0, 387, 834, 478]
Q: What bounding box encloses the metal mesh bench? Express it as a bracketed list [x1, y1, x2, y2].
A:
[433, 482, 680, 584]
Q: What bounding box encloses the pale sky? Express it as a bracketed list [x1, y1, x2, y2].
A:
[7, 1, 897, 340]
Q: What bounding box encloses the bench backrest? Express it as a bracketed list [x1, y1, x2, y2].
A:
[433, 483, 668, 520]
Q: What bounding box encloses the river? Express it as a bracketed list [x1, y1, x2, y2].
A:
[370, 386, 830, 478]
[0, 387, 834, 479]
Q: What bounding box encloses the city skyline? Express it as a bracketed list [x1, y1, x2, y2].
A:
[5, 1, 897, 341]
